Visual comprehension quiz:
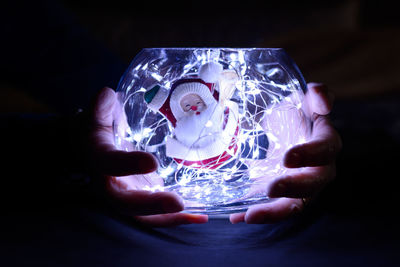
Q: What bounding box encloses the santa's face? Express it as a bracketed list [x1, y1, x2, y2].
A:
[180, 94, 206, 115]
[174, 97, 223, 148]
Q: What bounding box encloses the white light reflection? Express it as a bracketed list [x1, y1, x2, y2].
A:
[143, 185, 164, 192]
[151, 72, 163, 81]
[205, 120, 213, 127]
[131, 127, 153, 143]
[159, 165, 175, 178]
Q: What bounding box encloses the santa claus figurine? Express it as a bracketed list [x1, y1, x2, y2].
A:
[144, 61, 260, 181]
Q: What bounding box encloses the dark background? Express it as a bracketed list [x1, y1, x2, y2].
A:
[2, 0, 400, 113]
[1, 0, 400, 266]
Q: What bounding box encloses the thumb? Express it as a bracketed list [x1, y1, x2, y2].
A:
[93, 87, 116, 127]
[305, 83, 334, 118]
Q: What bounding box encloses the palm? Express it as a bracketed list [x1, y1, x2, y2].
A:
[89, 87, 208, 227]
[230, 83, 341, 224]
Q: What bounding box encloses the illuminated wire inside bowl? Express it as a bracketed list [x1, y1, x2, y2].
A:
[114, 48, 310, 214]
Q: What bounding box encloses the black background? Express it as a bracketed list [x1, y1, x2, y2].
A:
[1, 0, 400, 266]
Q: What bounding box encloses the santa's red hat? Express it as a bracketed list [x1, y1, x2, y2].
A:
[144, 62, 223, 125]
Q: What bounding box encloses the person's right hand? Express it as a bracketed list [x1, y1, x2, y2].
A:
[230, 83, 341, 224]
[87, 87, 208, 227]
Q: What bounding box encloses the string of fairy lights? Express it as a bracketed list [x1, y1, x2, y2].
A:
[114, 48, 309, 213]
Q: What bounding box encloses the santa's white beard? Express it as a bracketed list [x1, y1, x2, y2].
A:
[174, 101, 224, 148]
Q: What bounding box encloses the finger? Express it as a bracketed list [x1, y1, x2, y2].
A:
[90, 87, 158, 176]
[244, 198, 304, 224]
[90, 86, 119, 153]
[267, 164, 336, 198]
[305, 83, 334, 117]
[107, 177, 184, 215]
[229, 212, 246, 224]
[93, 87, 116, 127]
[94, 150, 158, 176]
[284, 115, 342, 168]
[134, 213, 208, 227]
[91, 119, 158, 175]
[92, 126, 158, 175]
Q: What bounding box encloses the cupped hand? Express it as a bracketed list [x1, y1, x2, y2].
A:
[230, 83, 342, 224]
[88, 87, 208, 227]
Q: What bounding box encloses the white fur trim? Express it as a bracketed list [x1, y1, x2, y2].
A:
[146, 85, 169, 111]
[199, 62, 223, 83]
[170, 82, 215, 120]
[166, 101, 239, 161]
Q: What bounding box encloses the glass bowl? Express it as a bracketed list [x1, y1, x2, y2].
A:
[113, 48, 311, 214]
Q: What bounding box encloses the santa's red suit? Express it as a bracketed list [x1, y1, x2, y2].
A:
[144, 63, 240, 169]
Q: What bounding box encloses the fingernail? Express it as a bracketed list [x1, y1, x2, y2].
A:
[284, 151, 302, 167]
[308, 82, 323, 86]
[230, 213, 245, 224]
[161, 195, 184, 213]
[268, 182, 287, 197]
[290, 204, 301, 214]
[186, 214, 209, 224]
[137, 153, 158, 173]
[308, 82, 325, 91]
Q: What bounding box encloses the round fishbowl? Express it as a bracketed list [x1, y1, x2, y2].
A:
[113, 48, 311, 214]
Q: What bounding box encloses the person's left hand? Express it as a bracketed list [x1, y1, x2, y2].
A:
[87, 87, 208, 227]
[230, 83, 342, 224]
